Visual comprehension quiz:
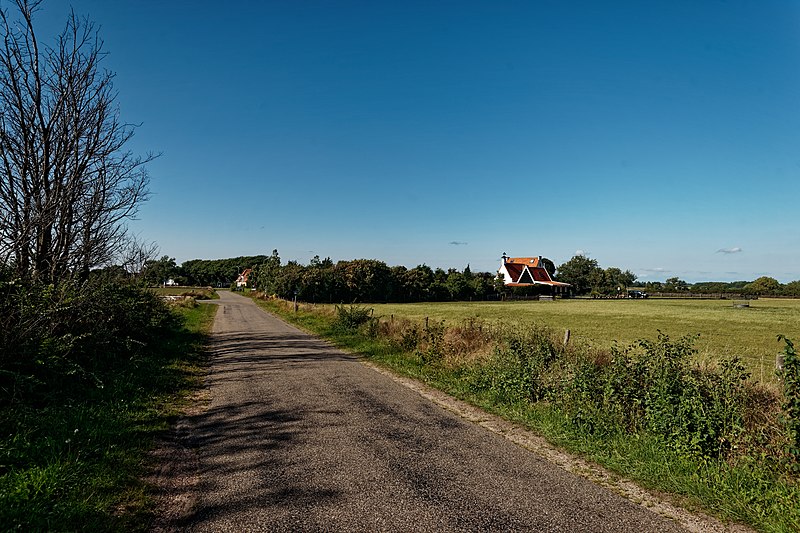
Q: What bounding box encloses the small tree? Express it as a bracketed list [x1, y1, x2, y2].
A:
[778, 335, 800, 469]
[745, 276, 782, 296]
[664, 277, 689, 292]
[783, 280, 800, 297]
[493, 273, 507, 296]
[142, 256, 178, 286]
[556, 255, 601, 295]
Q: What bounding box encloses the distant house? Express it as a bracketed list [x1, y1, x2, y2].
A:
[165, 278, 178, 287]
[236, 268, 252, 288]
[498, 254, 570, 295]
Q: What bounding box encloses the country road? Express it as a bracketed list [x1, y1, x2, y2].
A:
[154, 290, 699, 532]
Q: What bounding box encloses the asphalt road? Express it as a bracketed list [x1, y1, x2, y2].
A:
[172, 291, 690, 532]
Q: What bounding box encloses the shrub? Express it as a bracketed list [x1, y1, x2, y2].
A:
[553, 333, 752, 459]
[0, 277, 177, 406]
[636, 335, 750, 458]
[332, 305, 373, 332]
[416, 320, 448, 365]
[467, 326, 561, 404]
[778, 335, 800, 469]
[396, 323, 421, 351]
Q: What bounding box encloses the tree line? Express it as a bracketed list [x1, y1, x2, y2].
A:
[143, 255, 270, 287]
[145, 250, 800, 301]
[145, 251, 643, 301]
[643, 276, 800, 297]
[552, 255, 636, 296]
[147, 251, 501, 302]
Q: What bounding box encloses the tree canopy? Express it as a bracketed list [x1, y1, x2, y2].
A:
[554, 255, 636, 296]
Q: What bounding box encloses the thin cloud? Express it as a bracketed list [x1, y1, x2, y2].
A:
[449, 241, 468, 246]
[637, 267, 669, 279]
[716, 247, 742, 254]
[575, 249, 588, 256]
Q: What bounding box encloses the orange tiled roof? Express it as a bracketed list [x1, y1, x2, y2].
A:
[504, 263, 525, 281]
[505, 257, 541, 267]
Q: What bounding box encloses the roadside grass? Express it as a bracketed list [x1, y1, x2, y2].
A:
[365, 299, 800, 383]
[0, 302, 216, 531]
[251, 296, 800, 533]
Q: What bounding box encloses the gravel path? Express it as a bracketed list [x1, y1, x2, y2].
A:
[156, 291, 707, 532]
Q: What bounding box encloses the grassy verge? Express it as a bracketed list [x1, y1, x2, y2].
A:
[251, 296, 799, 533]
[0, 302, 216, 531]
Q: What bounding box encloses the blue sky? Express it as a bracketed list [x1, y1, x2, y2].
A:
[29, 1, 800, 282]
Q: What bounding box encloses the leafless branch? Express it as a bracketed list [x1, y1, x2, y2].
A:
[0, 0, 152, 282]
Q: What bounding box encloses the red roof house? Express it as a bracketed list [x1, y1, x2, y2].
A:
[236, 268, 252, 288]
[498, 255, 570, 294]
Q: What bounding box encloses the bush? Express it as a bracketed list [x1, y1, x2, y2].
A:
[778, 335, 800, 470]
[0, 277, 177, 406]
[467, 326, 561, 404]
[399, 324, 421, 351]
[332, 305, 373, 332]
[416, 320, 447, 365]
[0, 276, 210, 530]
[554, 333, 751, 459]
[461, 328, 753, 459]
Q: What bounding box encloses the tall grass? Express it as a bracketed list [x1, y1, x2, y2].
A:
[253, 295, 800, 532]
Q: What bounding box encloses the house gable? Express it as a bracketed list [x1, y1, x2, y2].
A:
[236, 268, 252, 287]
[517, 267, 534, 284]
[498, 254, 570, 292]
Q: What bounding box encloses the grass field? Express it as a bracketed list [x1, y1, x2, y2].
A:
[366, 298, 800, 382]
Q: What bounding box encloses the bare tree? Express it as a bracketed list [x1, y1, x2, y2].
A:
[0, 0, 153, 283]
[118, 235, 159, 278]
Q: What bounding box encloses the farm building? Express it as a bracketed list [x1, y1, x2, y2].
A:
[498, 254, 571, 295]
[236, 268, 252, 288]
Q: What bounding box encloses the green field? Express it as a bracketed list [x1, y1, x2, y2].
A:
[367, 298, 800, 382]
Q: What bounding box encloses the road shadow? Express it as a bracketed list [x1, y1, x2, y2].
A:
[154, 323, 355, 530]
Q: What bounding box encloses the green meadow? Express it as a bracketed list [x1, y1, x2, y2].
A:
[367, 298, 800, 382]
